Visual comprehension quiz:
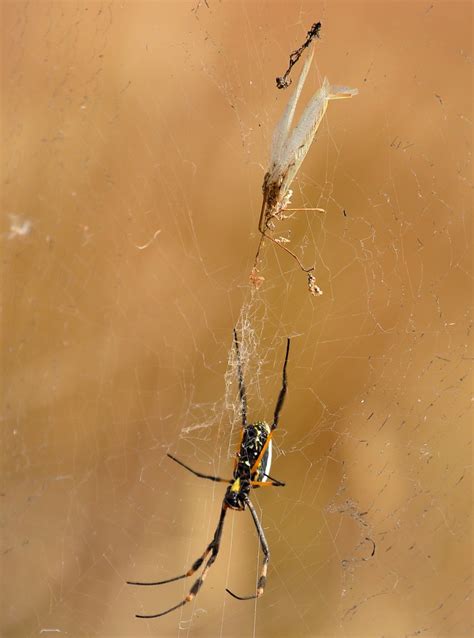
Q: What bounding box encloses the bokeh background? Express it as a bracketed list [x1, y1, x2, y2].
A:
[1, 1, 472, 637]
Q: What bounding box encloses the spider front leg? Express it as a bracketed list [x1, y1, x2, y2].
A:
[226, 497, 270, 601]
[272, 338, 290, 430]
[233, 328, 248, 428]
[128, 504, 229, 618]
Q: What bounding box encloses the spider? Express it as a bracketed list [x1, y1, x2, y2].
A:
[127, 329, 290, 618]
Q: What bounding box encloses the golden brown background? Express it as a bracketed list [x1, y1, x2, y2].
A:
[1, 1, 472, 637]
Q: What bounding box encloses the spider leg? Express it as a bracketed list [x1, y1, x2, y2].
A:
[251, 472, 286, 488]
[127, 541, 212, 588]
[167, 454, 232, 483]
[225, 497, 269, 601]
[233, 329, 248, 428]
[250, 481, 284, 488]
[272, 338, 290, 430]
[130, 504, 228, 618]
[262, 472, 285, 486]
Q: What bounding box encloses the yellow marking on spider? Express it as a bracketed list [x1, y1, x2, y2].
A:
[230, 477, 241, 492]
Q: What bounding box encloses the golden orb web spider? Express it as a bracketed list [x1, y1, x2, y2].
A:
[127, 329, 290, 619]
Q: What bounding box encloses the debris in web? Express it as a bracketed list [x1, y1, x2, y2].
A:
[276, 22, 322, 90]
[253, 38, 358, 295]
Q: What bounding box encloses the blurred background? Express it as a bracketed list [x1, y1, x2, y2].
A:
[1, 1, 472, 637]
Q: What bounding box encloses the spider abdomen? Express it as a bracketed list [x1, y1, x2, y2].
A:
[236, 421, 272, 482]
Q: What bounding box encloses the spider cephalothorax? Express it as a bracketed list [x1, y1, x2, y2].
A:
[127, 330, 290, 618]
[223, 480, 248, 511]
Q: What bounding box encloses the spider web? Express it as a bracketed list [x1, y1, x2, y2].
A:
[1, 2, 472, 638]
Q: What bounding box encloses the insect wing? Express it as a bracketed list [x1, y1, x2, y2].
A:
[270, 47, 315, 177]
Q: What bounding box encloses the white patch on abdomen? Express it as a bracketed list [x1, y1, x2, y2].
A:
[261, 439, 272, 481]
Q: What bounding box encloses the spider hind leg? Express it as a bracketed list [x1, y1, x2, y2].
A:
[225, 497, 270, 601]
[128, 505, 228, 618]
